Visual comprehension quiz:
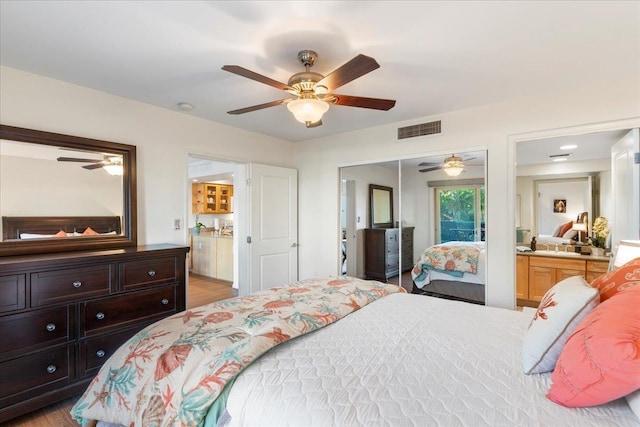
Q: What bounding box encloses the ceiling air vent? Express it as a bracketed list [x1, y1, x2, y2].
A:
[397, 120, 441, 140]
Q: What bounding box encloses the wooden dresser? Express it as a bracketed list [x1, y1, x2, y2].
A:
[516, 252, 609, 306]
[364, 227, 414, 281]
[0, 244, 189, 422]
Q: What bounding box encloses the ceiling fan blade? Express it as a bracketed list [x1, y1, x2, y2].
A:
[305, 120, 323, 128]
[419, 166, 442, 173]
[82, 163, 105, 170]
[227, 99, 288, 115]
[462, 156, 477, 162]
[316, 54, 380, 91]
[330, 94, 396, 110]
[221, 65, 294, 91]
[57, 157, 103, 163]
[418, 161, 440, 167]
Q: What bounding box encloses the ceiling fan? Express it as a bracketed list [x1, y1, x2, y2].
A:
[57, 155, 123, 175]
[418, 154, 476, 177]
[222, 50, 396, 128]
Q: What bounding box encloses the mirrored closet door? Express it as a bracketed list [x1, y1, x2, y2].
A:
[339, 150, 487, 303]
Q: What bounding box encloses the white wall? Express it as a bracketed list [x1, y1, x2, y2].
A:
[0, 66, 294, 246]
[293, 77, 640, 309]
[536, 179, 589, 235]
[1, 155, 122, 217]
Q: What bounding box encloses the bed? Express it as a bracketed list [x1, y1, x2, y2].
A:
[1, 215, 121, 240]
[410, 241, 486, 304]
[536, 211, 589, 248]
[70, 275, 640, 427]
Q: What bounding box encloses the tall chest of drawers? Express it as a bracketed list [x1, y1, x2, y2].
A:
[364, 227, 414, 281]
[0, 244, 189, 422]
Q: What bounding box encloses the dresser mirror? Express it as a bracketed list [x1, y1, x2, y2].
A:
[369, 184, 393, 228]
[0, 125, 137, 256]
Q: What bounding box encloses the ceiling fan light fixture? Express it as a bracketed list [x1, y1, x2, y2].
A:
[442, 155, 465, 177]
[286, 98, 329, 125]
[103, 164, 123, 176]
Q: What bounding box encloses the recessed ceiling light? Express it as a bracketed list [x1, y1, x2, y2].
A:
[553, 158, 568, 162]
[560, 144, 577, 150]
[178, 102, 194, 112]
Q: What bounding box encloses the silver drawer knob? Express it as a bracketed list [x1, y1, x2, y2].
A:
[161, 298, 169, 305]
[96, 312, 105, 320]
[147, 270, 156, 277]
[46, 323, 56, 332]
[96, 349, 106, 358]
[72, 281, 82, 288]
[46, 365, 57, 374]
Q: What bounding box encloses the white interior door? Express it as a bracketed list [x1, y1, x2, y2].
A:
[248, 163, 298, 293]
[611, 128, 640, 245]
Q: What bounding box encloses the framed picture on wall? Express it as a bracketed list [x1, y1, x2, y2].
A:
[553, 199, 567, 213]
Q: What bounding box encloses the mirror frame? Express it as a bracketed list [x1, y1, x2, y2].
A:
[0, 125, 137, 256]
[369, 184, 394, 228]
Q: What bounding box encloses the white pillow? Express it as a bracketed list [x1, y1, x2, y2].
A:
[522, 275, 599, 374]
[562, 229, 578, 240]
[20, 231, 70, 239]
[551, 224, 564, 237]
[627, 390, 640, 421]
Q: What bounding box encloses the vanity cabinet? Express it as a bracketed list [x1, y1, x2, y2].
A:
[0, 244, 189, 422]
[364, 227, 414, 281]
[516, 253, 609, 305]
[192, 183, 233, 214]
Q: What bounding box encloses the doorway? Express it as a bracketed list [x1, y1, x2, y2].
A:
[187, 155, 239, 301]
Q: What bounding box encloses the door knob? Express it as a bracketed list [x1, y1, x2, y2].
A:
[291, 243, 299, 247]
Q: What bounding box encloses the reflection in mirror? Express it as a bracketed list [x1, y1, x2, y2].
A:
[340, 151, 487, 304]
[0, 125, 137, 256]
[369, 184, 393, 228]
[402, 152, 486, 302]
[514, 128, 634, 308]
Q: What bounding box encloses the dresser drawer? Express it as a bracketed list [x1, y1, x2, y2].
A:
[83, 285, 176, 335]
[31, 264, 115, 307]
[0, 274, 26, 313]
[120, 257, 178, 291]
[0, 344, 72, 404]
[0, 306, 73, 358]
[80, 326, 146, 376]
[401, 229, 413, 240]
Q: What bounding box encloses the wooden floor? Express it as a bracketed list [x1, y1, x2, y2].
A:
[3, 275, 235, 427]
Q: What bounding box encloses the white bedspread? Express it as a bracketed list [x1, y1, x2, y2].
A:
[223, 293, 638, 426]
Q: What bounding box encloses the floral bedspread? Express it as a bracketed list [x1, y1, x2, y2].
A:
[71, 276, 404, 427]
[411, 241, 481, 287]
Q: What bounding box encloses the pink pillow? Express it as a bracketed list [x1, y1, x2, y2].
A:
[54, 230, 67, 237]
[546, 286, 640, 407]
[590, 257, 640, 301]
[82, 227, 99, 236]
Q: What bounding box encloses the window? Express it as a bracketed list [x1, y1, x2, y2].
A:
[435, 185, 485, 243]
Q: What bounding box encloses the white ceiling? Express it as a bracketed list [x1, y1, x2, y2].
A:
[1, 1, 638, 144]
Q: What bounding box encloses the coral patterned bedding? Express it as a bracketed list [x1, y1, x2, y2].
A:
[71, 277, 404, 427]
[412, 241, 486, 288]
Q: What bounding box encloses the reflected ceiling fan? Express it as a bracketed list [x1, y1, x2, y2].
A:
[418, 154, 476, 177]
[57, 155, 123, 175]
[222, 50, 396, 128]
